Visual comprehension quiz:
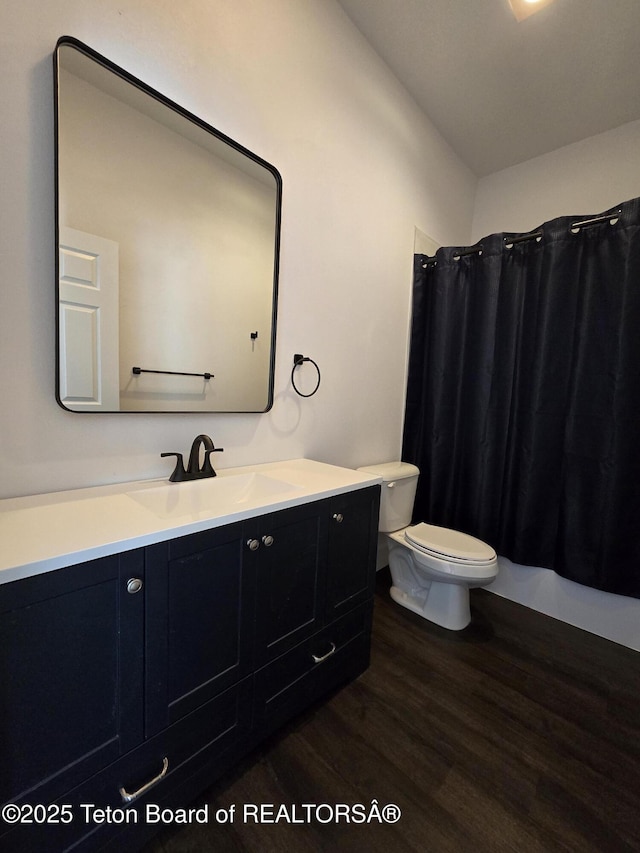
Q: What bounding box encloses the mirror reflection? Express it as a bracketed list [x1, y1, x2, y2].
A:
[55, 38, 281, 412]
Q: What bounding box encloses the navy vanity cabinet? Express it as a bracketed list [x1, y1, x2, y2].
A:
[0, 483, 380, 852]
[144, 520, 255, 736]
[0, 550, 145, 813]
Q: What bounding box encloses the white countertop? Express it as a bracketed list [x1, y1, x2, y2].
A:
[0, 459, 381, 585]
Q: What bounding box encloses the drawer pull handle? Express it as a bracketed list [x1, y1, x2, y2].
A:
[246, 538, 260, 551]
[332, 513, 344, 523]
[119, 757, 169, 803]
[262, 534, 274, 547]
[312, 642, 336, 664]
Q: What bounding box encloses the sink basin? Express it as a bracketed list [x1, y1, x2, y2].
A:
[125, 472, 302, 520]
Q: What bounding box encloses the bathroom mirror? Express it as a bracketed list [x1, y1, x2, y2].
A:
[54, 37, 281, 412]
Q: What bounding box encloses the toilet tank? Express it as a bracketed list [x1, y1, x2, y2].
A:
[357, 462, 419, 533]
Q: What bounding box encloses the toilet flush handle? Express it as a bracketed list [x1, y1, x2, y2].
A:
[387, 481, 396, 489]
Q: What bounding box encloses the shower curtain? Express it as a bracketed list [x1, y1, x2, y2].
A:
[402, 198, 640, 598]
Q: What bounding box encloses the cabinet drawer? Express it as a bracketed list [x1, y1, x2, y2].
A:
[254, 602, 372, 736]
[0, 678, 252, 853]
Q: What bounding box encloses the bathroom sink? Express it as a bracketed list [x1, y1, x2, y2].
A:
[125, 472, 303, 520]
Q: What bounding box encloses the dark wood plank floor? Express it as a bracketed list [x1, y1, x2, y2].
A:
[145, 570, 640, 852]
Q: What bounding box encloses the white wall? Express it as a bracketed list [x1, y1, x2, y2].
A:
[472, 118, 640, 240]
[0, 0, 476, 499]
[471, 121, 640, 652]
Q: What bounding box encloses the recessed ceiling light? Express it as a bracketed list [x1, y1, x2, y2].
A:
[508, 0, 555, 21]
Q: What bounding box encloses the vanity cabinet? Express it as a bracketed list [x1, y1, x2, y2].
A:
[0, 484, 379, 853]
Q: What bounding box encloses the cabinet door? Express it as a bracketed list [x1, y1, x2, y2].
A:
[0, 552, 144, 810]
[252, 501, 329, 665]
[145, 521, 254, 736]
[325, 486, 380, 620]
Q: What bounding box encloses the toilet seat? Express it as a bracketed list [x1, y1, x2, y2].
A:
[404, 522, 497, 565]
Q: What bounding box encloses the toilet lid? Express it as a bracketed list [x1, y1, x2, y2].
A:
[405, 522, 497, 563]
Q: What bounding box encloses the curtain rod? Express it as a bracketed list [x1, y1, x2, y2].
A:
[570, 209, 621, 232]
[421, 245, 483, 266]
[421, 208, 623, 266]
[453, 245, 483, 260]
[504, 230, 543, 247]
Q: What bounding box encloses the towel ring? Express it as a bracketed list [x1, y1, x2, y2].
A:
[291, 353, 321, 397]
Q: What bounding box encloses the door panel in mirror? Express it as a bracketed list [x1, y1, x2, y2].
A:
[55, 38, 281, 412]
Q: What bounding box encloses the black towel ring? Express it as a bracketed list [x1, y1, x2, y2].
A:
[291, 353, 321, 397]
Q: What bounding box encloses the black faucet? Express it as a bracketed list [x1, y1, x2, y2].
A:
[161, 434, 224, 482]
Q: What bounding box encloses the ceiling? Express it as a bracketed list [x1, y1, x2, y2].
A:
[335, 0, 640, 176]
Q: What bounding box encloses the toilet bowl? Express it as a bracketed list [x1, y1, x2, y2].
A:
[358, 462, 498, 630]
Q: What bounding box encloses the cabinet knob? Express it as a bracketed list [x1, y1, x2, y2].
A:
[332, 513, 344, 523]
[262, 534, 274, 547]
[126, 577, 143, 594]
[246, 538, 260, 551]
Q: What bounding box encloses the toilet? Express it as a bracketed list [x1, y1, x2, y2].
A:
[358, 462, 498, 630]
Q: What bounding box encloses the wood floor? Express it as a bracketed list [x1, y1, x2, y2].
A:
[145, 570, 640, 853]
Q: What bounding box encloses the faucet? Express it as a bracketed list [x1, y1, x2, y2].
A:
[161, 434, 224, 482]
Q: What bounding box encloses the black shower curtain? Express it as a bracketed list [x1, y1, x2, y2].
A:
[402, 198, 640, 598]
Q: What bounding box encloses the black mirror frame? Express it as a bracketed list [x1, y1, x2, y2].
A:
[54, 35, 282, 414]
